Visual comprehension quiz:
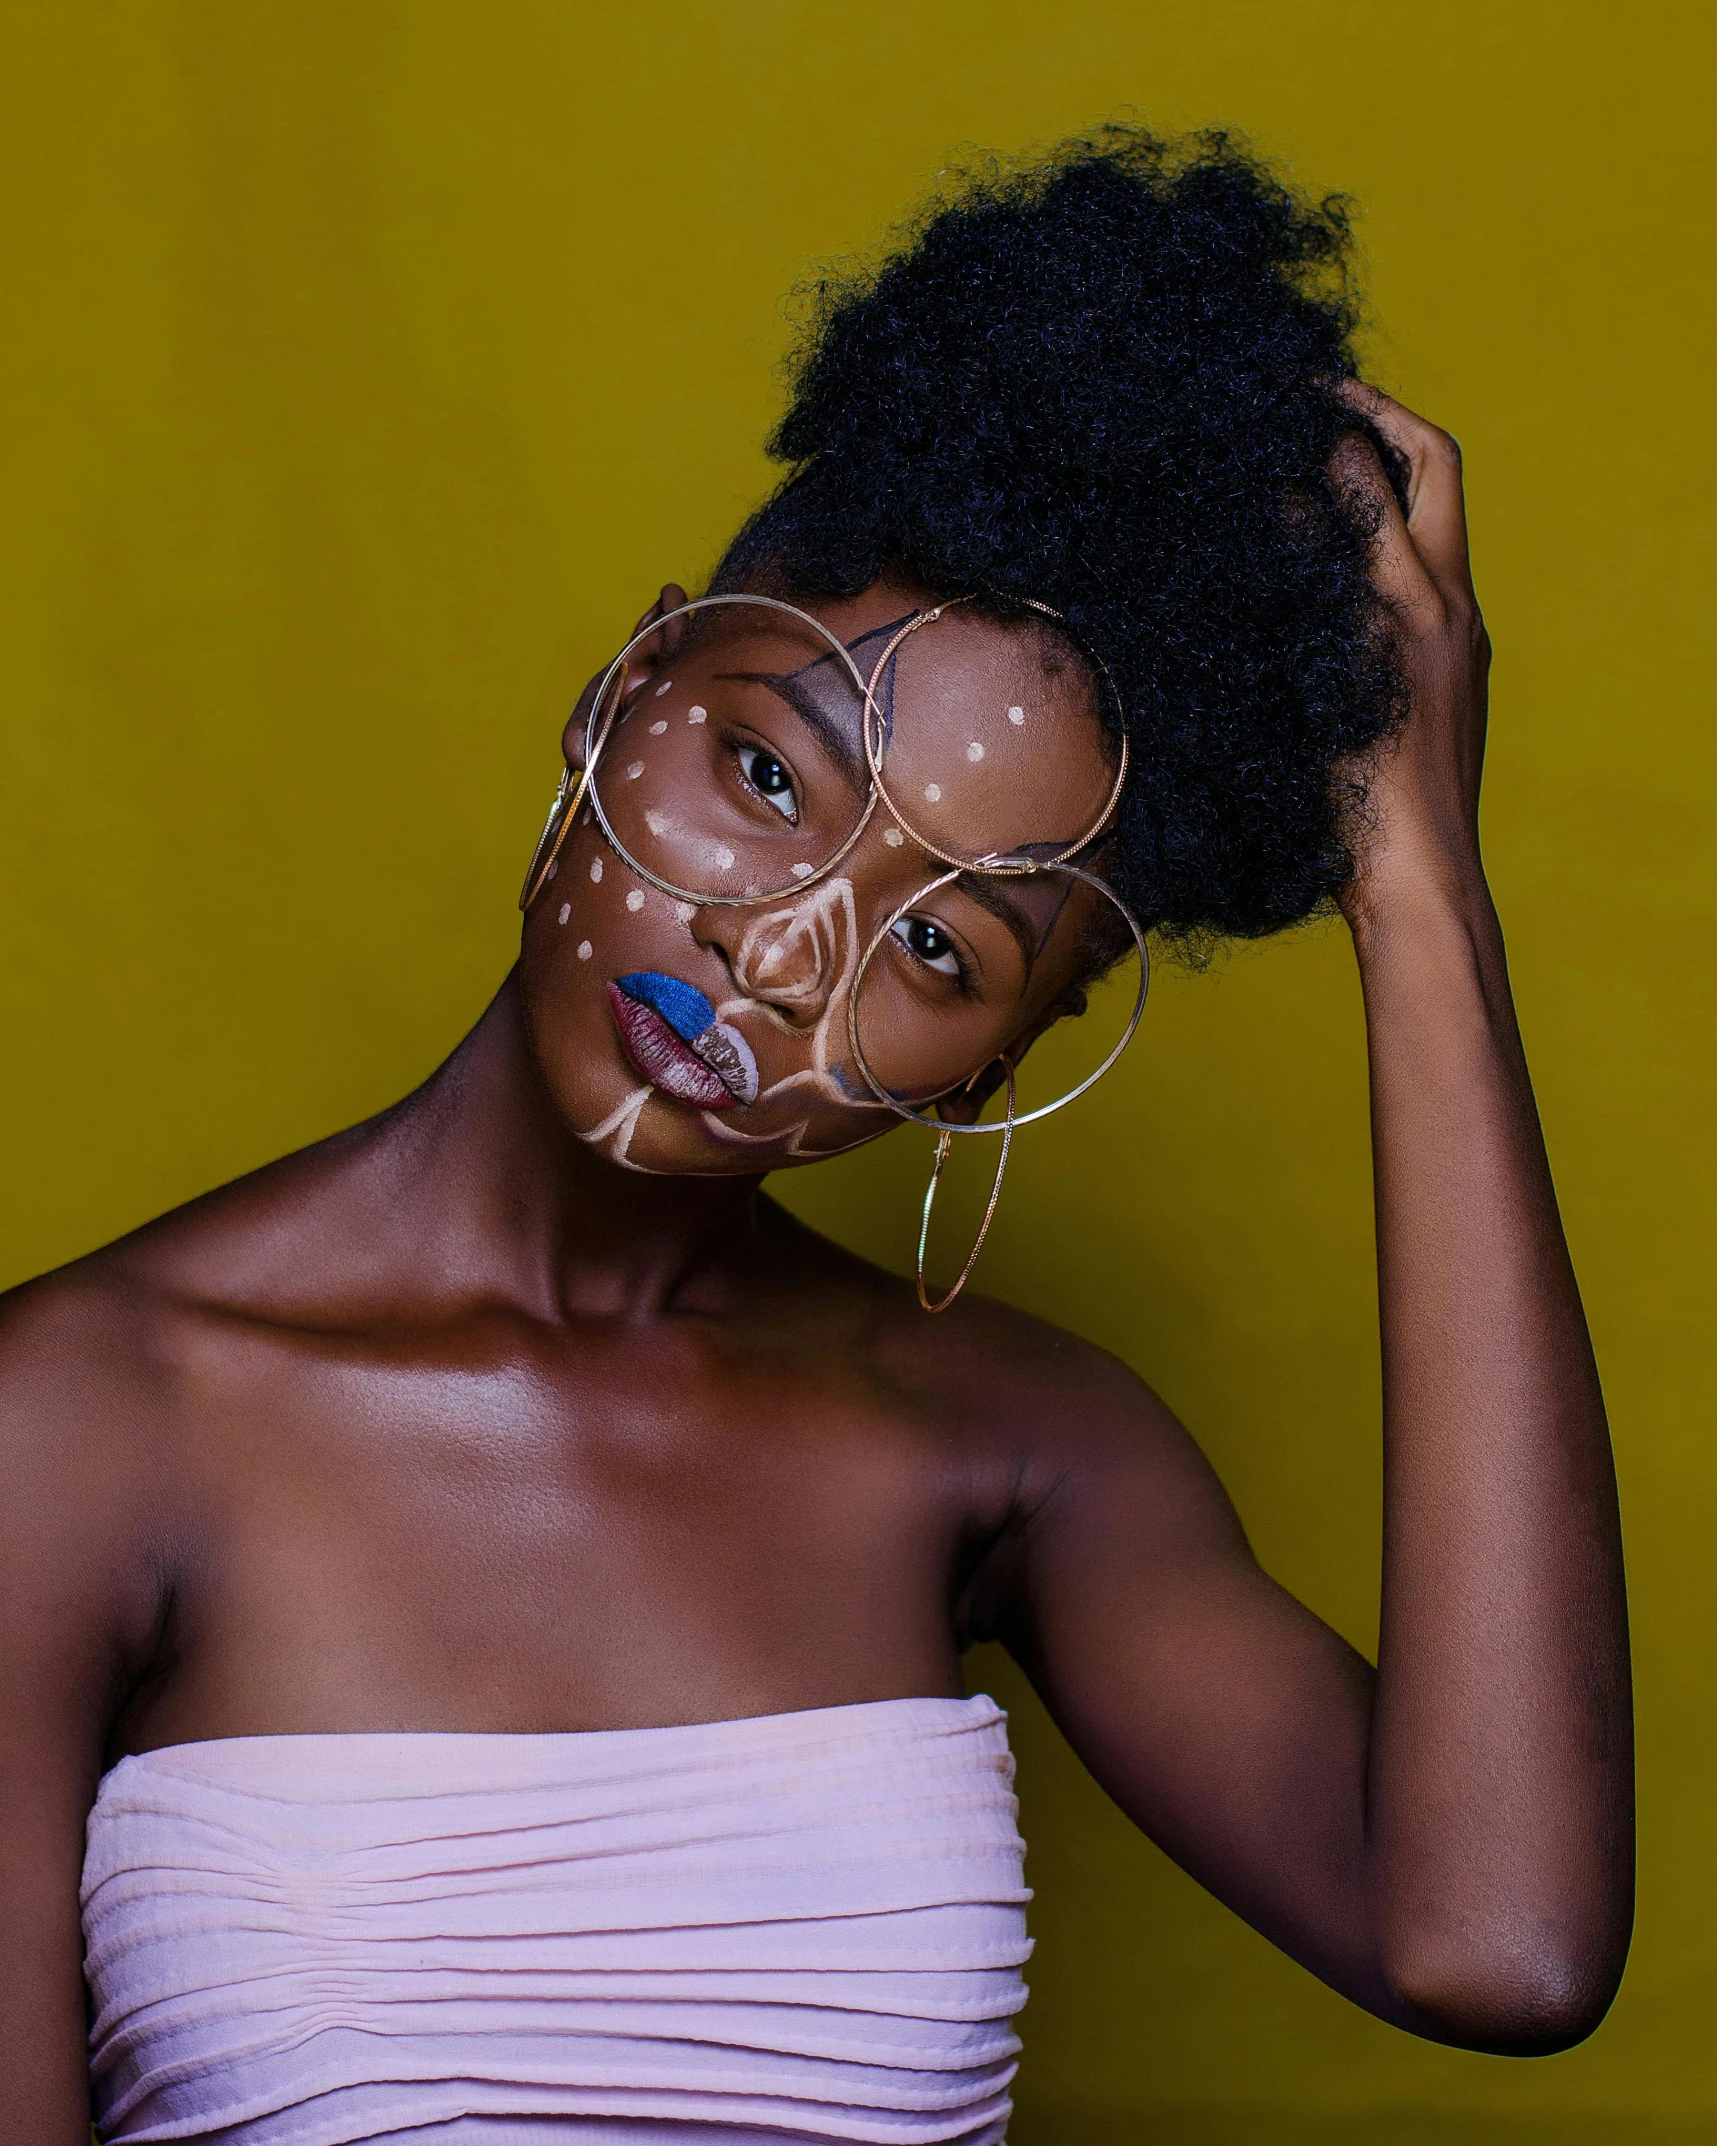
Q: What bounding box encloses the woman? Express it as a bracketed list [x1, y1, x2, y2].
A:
[0, 130, 1631, 2145]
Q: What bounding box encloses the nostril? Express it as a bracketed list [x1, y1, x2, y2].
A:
[717, 888, 850, 1026]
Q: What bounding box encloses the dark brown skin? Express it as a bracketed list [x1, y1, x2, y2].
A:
[0, 393, 1632, 2141]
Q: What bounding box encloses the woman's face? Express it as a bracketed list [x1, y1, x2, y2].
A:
[518, 578, 1121, 1176]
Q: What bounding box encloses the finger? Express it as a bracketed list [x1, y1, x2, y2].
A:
[1338, 381, 1472, 591]
[1330, 429, 1432, 614]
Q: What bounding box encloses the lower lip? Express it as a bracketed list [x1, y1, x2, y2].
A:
[607, 985, 738, 1110]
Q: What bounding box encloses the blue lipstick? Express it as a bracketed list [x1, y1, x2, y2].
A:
[611, 972, 760, 1107]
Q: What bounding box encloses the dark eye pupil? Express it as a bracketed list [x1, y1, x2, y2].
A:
[909, 921, 949, 959]
[754, 754, 789, 794]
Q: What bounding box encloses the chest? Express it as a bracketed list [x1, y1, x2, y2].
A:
[133, 1319, 989, 1744]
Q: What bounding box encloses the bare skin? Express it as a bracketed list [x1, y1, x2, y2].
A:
[0, 394, 1632, 2141]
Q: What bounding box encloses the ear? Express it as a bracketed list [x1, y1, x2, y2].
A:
[559, 583, 690, 767]
[931, 980, 1092, 1126]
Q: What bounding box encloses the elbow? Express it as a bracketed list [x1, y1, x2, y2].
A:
[1382, 1926, 1629, 2055]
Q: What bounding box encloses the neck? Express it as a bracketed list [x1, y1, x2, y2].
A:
[370, 969, 770, 1321]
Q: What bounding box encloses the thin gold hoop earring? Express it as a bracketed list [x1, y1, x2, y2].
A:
[517, 663, 628, 912]
[917, 1056, 1016, 1314]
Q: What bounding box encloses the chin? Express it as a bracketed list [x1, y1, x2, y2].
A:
[565, 1076, 876, 1179]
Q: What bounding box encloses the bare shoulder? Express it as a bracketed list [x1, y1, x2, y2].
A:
[769, 1202, 1222, 1506]
[0, 1257, 164, 1493]
[0, 1256, 198, 1750]
[0, 1140, 349, 1605]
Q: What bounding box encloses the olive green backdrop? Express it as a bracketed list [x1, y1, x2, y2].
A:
[3, 3, 1712, 2140]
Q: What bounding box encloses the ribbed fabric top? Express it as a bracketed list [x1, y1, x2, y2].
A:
[82, 1695, 1030, 2146]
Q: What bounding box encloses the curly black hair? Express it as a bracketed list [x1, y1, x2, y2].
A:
[711, 125, 1407, 942]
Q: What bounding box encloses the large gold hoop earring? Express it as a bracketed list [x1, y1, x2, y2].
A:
[579, 595, 881, 908]
[917, 1057, 1016, 1314]
[859, 599, 1129, 875]
[517, 663, 628, 912]
[846, 863, 1150, 1135]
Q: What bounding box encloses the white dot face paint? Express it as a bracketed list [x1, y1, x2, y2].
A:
[590, 859, 603, 883]
[654, 679, 673, 697]
[626, 761, 645, 781]
[966, 741, 985, 762]
[1008, 705, 1025, 726]
[557, 902, 571, 925]
[644, 809, 669, 837]
[545, 859, 558, 881]
[688, 705, 708, 725]
[675, 901, 696, 924]
[883, 827, 905, 848]
[715, 845, 735, 869]
[626, 889, 645, 912]
[581, 808, 593, 826]
[924, 783, 942, 804]
[648, 719, 668, 736]
[577, 939, 593, 960]
[791, 862, 814, 879]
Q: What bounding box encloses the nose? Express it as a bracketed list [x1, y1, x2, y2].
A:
[694, 884, 854, 1030]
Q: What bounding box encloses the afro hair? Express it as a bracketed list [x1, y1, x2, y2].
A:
[712, 125, 1407, 942]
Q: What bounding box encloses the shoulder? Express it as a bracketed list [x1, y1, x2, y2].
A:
[0, 1257, 198, 1715]
[0, 1257, 161, 1473]
[766, 1202, 1203, 1482]
[0, 1146, 339, 1561]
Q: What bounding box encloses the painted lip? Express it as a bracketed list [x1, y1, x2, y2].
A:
[607, 975, 759, 1109]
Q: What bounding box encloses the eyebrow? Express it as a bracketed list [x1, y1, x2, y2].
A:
[713, 667, 868, 790]
[953, 872, 1077, 979]
[710, 612, 920, 792]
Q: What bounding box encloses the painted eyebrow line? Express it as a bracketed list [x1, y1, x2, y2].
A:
[710, 609, 933, 785]
[712, 669, 868, 790]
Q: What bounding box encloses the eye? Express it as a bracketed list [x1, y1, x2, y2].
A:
[735, 743, 798, 821]
[890, 914, 965, 981]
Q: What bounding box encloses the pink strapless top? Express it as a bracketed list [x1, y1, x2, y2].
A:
[81, 1695, 1030, 2146]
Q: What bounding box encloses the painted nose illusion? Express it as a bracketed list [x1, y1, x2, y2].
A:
[611, 972, 759, 1107]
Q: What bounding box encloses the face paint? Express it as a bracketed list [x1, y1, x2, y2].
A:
[883, 827, 905, 847]
[584, 1081, 653, 1168]
[654, 679, 673, 696]
[590, 859, 603, 882]
[649, 720, 668, 735]
[557, 902, 571, 925]
[577, 939, 593, 960]
[626, 762, 645, 780]
[696, 875, 891, 1161]
[967, 742, 985, 761]
[1008, 706, 1025, 725]
[924, 783, 942, 803]
[688, 705, 708, 724]
[626, 889, 646, 912]
[545, 860, 559, 881]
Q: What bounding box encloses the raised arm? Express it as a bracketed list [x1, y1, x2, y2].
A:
[989, 396, 1632, 2050]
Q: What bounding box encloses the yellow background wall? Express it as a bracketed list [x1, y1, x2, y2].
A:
[4, 4, 1712, 2140]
